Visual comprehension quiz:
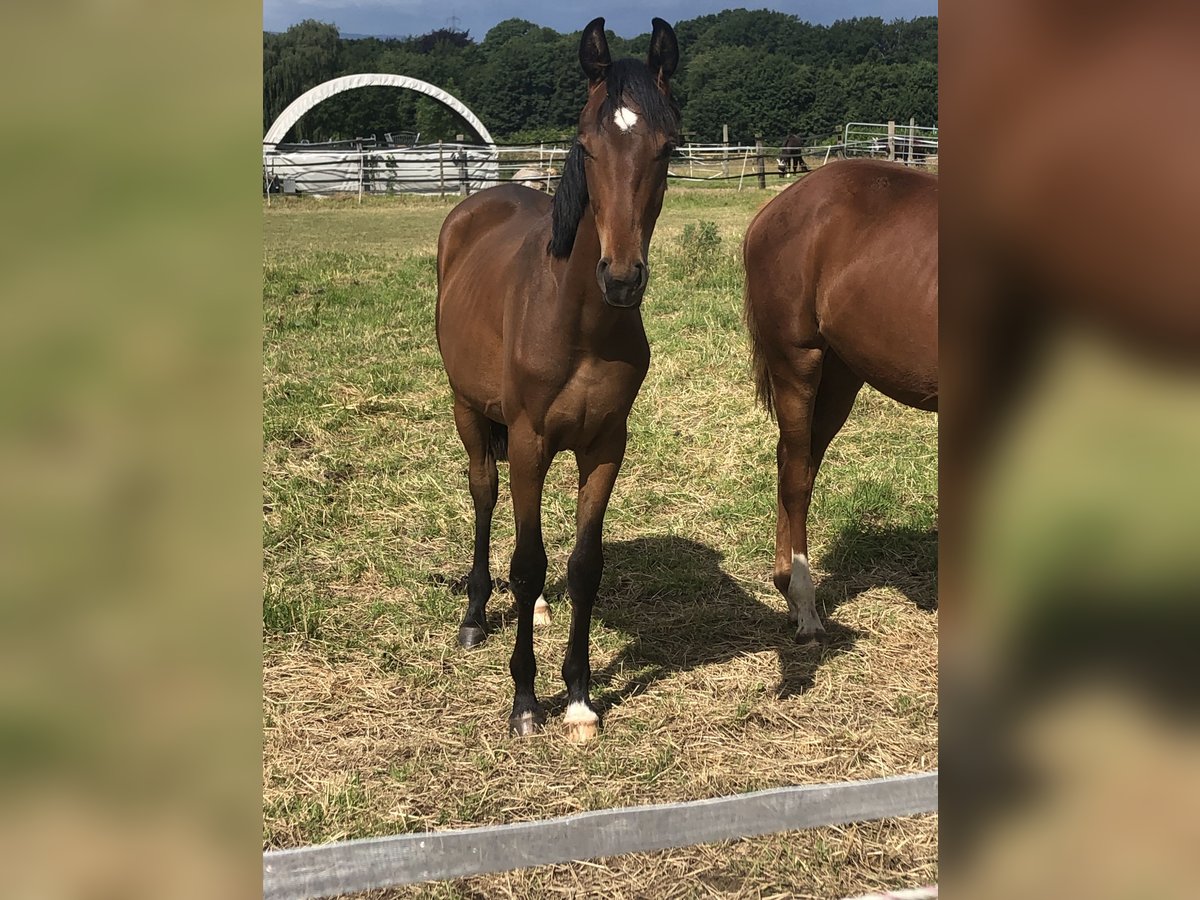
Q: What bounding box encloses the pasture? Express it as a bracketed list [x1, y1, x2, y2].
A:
[263, 185, 938, 898]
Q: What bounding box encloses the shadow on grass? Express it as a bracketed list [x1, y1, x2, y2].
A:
[548, 536, 862, 711]
[817, 523, 938, 617]
[436, 527, 934, 716]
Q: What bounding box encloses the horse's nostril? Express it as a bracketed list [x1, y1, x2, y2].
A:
[634, 262, 649, 289]
[595, 258, 611, 293]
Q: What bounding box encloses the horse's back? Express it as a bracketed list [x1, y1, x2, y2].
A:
[744, 160, 938, 409]
[437, 184, 549, 299]
[437, 184, 551, 418]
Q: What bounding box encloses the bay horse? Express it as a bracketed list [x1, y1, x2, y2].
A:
[777, 133, 810, 176]
[435, 17, 680, 741]
[743, 159, 937, 639]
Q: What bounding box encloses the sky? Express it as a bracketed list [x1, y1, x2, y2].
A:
[263, 1, 937, 40]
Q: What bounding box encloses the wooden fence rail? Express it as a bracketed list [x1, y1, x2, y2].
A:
[264, 771, 937, 900]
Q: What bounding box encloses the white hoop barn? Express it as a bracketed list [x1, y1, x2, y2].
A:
[263, 74, 500, 195]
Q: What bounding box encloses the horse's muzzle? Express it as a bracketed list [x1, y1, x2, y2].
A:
[596, 258, 649, 308]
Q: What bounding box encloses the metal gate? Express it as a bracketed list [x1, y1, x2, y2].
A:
[843, 121, 938, 164]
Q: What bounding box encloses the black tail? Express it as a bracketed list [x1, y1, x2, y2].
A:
[488, 421, 509, 462]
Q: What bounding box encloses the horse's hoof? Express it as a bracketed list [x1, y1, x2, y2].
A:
[565, 719, 599, 744]
[509, 710, 546, 737]
[458, 625, 487, 648]
[563, 701, 600, 744]
[532, 595, 552, 627]
[793, 624, 825, 645]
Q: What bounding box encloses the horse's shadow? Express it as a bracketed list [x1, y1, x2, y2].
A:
[817, 523, 939, 617]
[539, 536, 860, 712]
[441, 525, 936, 718]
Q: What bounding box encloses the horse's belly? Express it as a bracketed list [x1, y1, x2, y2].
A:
[438, 282, 506, 418]
[821, 284, 938, 409]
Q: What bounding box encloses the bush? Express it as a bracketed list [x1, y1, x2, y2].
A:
[679, 220, 721, 267]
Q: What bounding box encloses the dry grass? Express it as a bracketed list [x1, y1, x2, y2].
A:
[263, 184, 938, 898]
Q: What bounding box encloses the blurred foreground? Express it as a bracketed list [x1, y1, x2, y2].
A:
[2, 0, 1199, 896]
[942, 1, 1200, 896]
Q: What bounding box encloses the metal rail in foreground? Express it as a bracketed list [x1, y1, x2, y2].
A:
[264, 771, 937, 900]
[843, 886, 938, 900]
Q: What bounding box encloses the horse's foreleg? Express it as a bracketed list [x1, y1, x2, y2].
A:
[506, 427, 551, 736]
[453, 402, 499, 648]
[561, 428, 626, 744]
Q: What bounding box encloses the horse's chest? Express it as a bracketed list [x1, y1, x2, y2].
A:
[512, 354, 646, 449]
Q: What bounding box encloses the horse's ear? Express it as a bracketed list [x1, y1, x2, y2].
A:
[647, 18, 678, 83]
[579, 17, 610, 85]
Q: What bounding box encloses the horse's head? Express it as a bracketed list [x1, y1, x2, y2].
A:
[575, 17, 679, 309]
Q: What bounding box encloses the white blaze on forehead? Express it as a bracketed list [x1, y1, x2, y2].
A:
[613, 107, 639, 132]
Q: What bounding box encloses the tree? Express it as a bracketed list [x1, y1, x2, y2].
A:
[262, 11, 939, 143]
[263, 20, 343, 137]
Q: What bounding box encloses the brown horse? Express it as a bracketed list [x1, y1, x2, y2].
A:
[743, 159, 937, 639]
[435, 17, 680, 741]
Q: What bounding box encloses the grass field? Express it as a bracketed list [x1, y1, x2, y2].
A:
[263, 183, 938, 898]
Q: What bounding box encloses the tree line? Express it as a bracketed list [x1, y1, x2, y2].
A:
[263, 10, 937, 146]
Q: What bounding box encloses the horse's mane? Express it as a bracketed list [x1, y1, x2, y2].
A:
[548, 141, 589, 258]
[548, 59, 680, 258]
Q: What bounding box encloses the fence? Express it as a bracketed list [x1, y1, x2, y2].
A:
[843, 121, 939, 163]
[263, 122, 937, 198]
[263, 770, 937, 900]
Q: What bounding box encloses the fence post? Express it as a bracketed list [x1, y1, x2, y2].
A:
[722, 124, 730, 178]
[455, 134, 468, 196]
[887, 120, 895, 161]
[438, 140, 445, 197]
[755, 135, 765, 189]
[358, 152, 364, 204]
[908, 118, 916, 165]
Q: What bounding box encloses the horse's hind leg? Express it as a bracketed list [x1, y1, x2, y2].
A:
[774, 349, 863, 639]
[452, 400, 499, 648]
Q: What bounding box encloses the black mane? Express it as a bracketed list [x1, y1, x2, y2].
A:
[548, 140, 589, 258]
[548, 59, 680, 258]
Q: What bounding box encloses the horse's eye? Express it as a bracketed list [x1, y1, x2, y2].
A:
[658, 144, 675, 161]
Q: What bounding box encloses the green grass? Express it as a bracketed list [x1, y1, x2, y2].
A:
[263, 185, 937, 898]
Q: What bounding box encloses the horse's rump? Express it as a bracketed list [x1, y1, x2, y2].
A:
[743, 160, 938, 414]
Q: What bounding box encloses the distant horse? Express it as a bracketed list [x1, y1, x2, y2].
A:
[511, 166, 555, 192]
[743, 159, 937, 638]
[777, 134, 810, 175]
[436, 17, 681, 741]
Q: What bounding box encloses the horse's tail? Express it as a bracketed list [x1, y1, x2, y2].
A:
[742, 225, 776, 420]
[739, 200, 777, 420]
[488, 420, 509, 462]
